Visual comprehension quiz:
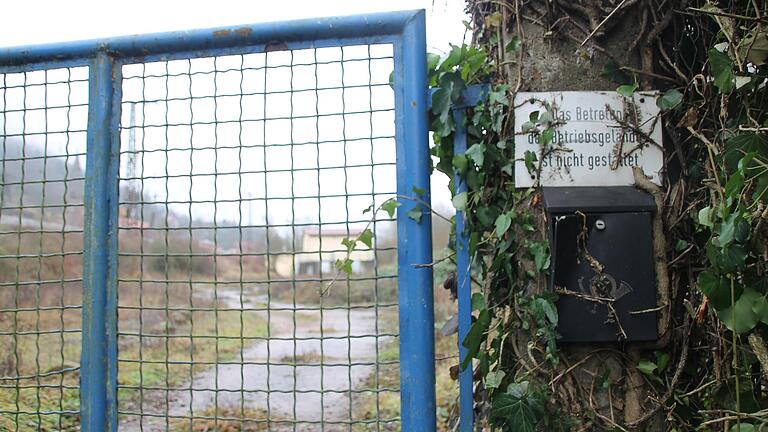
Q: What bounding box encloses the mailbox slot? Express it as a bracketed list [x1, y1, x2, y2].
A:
[543, 187, 658, 343]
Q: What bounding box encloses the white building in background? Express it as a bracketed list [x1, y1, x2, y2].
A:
[274, 228, 375, 278]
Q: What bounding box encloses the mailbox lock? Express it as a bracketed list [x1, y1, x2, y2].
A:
[595, 219, 606, 231]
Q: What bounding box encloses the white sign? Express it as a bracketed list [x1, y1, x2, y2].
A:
[514, 91, 663, 188]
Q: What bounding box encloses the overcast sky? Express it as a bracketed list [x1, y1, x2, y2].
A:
[1, 1, 467, 226]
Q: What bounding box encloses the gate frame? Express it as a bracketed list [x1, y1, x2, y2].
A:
[0, 10, 435, 431]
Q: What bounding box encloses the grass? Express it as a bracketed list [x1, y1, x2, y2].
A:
[0, 224, 457, 431]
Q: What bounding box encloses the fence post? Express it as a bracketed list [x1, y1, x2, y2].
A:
[81, 50, 120, 432]
[453, 108, 474, 432]
[394, 9, 437, 432]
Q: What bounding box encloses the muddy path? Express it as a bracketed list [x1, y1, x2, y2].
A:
[122, 285, 394, 431]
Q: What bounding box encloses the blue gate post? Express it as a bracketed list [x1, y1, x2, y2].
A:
[394, 10, 437, 431]
[81, 50, 120, 432]
[427, 85, 486, 432]
[453, 107, 474, 432]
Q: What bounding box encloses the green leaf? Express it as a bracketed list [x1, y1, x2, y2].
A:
[753, 296, 768, 325]
[335, 258, 353, 275]
[655, 352, 671, 373]
[340, 237, 356, 252]
[494, 213, 512, 238]
[431, 87, 451, 122]
[452, 154, 468, 172]
[717, 213, 738, 247]
[529, 242, 550, 272]
[729, 423, 755, 432]
[406, 206, 422, 223]
[362, 203, 374, 214]
[490, 383, 540, 432]
[656, 89, 683, 111]
[538, 128, 554, 146]
[505, 35, 521, 53]
[698, 270, 740, 310]
[717, 286, 761, 334]
[675, 239, 689, 251]
[471, 292, 486, 312]
[452, 192, 468, 211]
[358, 229, 373, 248]
[601, 59, 632, 84]
[617, 82, 638, 98]
[381, 200, 401, 218]
[533, 297, 558, 325]
[524, 150, 537, 173]
[412, 186, 426, 196]
[698, 206, 715, 228]
[466, 143, 486, 167]
[426, 52, 440, 72]
[461, 309, 490, 370]
[709, 48, 734, 93]
[528, 110, 540, 123]
[485, 370, 506, 389]
[637, 359, 657, 376]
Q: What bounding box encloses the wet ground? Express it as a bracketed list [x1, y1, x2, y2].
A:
[122, 285, 393, 431]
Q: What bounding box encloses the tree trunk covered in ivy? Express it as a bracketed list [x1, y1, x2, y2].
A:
[433, 0, 768, 431]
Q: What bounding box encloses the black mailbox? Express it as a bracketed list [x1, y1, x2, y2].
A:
[542, 187, 658, 343]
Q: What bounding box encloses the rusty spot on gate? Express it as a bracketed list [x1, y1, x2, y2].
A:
[212, 29, 232, 38]
[234, 27, 253, 37]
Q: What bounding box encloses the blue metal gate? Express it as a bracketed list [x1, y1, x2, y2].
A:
[0, 10, 434, 431]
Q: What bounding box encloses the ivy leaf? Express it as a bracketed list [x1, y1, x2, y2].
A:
[538, 128, 555, 146]
[432, 87, 452, 123]
[466, 143, 486, 167]
[490, 383, 540, 432]
[452, 154, 468, 172]
[335, 258, 353, 275]
[358, 229, 373, 248]
[656, 89, 683, 111]
[617, 82, 638, 98]
[362, 203, 374, 214]
[452, 192, 468, 211]
[381, 200, 401, 218]
[485, 370, 506, 389]
[426, 52, 441, 72]
[729, 424, 755, 432]
[461, 309, 490, 370]
[406, 206, 422, 223]
[716, 287, 761, 334]
[533, 297, 558, 325]
[697, 206, 715, 228]
[505, 35, 521, 53]
[529, 242, 550, 272]
[637, 359, 658, 376]
[698, 270, 739, 310]
[717, 213, 739, 247]
[708, 48, 734, 93]
[601, 59, 632, 84]
[524, 150, 537, 173]
[494, 213, 512, 238]
[471, 292, 487, 311]
[753, 296, 768, 325]
[656, 352, 671, 373]
[340, 237, 356, 252]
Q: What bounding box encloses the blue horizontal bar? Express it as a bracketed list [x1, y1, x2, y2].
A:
[0, 10, 421, 67]
[428, 84, 489, 110]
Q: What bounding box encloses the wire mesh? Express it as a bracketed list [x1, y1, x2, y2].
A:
[0, 66, 89, 430]
[116, 44, 400, 431]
